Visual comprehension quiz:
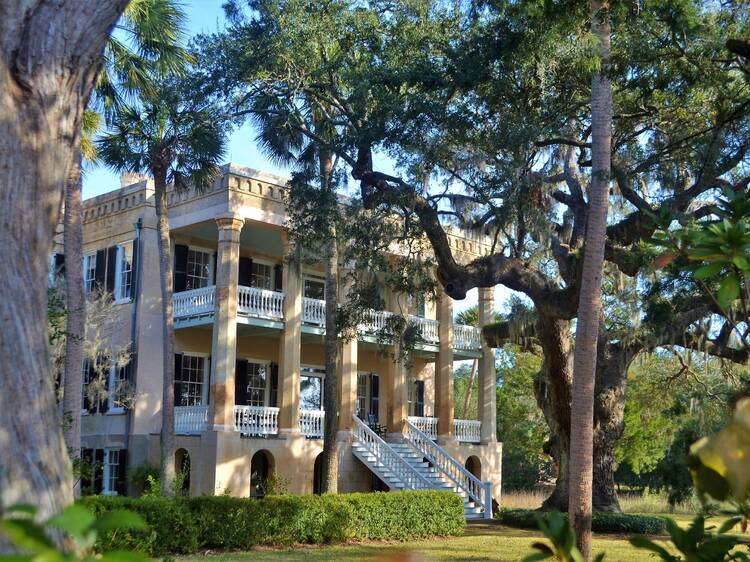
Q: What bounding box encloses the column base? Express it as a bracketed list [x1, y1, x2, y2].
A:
[277, 428, 302, 439]
[211, 424, 234, 433]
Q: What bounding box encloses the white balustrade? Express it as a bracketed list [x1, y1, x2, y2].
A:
[302, 297, 326, 326]
[454, 419, 481, 443]
[174, 405, 209, 434]
[409, 316, 440, 344]
[405, 418, 492, 519]
[299, 409, 325, 438]
[237, 286, 284, 319]
[352, 415, 433, 490]
[359, 309, 394, 333]
[454, 324, 482, 350]
[173, 286, 215, 319]
[407, 415, 438, 439]
[234, 405, 279, 435]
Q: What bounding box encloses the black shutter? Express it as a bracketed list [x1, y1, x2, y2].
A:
[115, 449, 128, 496]
[415, 380, 425, 417]
[235, 359, 249, 405]
[370, 374, 380, 422]
[98, 356, 110, 414]
[105, 246, 117, 293]
[131, 239, 139, 298]
[174, 353, 183, 406]
[94, 449, 105, 494]
[269, 363, 279, 407]
[54, 253, 66, 277]
[94, 249, 107, 291]
[81, 448, 94, 494]
[238, 257, 252, 287]
[82, 359, 92, 412]
[206, 355, 211, 404]
[173, 244, 189, 292]
[212, 252, 217, 284]
[274, 264, 283, 292]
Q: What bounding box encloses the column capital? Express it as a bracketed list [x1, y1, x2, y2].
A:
[215, 213, 245, 232]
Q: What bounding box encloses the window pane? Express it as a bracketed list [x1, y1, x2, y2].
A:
[186, 249, 211, 290]
[356, 373, 368, 419]
[84, 254, 96, 294]
[176, 355, 205, 406]
[118, 244, 133, 300]
[246, 362, 267, 407]
[300, 375, 322, 410]
[304, 279, 325, 300]
[251, 263, 272, 290]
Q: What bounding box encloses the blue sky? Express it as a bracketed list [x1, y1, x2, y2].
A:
[83, 0, 514, 314]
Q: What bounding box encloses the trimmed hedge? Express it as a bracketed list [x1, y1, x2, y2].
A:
[80, 490, 464, 555]
[497, 508, 666, 535]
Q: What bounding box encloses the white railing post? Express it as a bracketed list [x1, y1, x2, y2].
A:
[454, 419, 481, 443]
[484, 481, 494, 519]
[407, 416, 438, 439]
[233, 405, 279, 435]
[174, 405, 209, 434]
[173, 286, 216, 319]
[453, 324, 482, 351]
[237, 286, 284, 320]
[302, 297, 325, 326]
[299, 410, 325, 438]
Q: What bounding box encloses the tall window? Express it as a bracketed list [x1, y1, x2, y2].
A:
[356, 373, 369, 418]
[108, 361, 129, 411]
[246, 362, 267, 406]
[300, 366, 324, 410]
[175, 355, 206, 406]
[251, 262, 272, 290]
[186, 248, 211, 290]
[416, 295, 426, 318]
[303, 278, 325, 300]
[115, 242, 133, 301]
[104, 449, 121, 495]
[83, 253, 96, 294]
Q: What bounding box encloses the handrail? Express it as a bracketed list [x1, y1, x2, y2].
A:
[404, 418, 492, 517]
[352, 415, 433, 490]
[173, 286, 216, 319]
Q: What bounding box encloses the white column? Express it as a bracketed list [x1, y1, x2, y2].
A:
[435, 284, 454, 442]
[478, 287, 497, 444]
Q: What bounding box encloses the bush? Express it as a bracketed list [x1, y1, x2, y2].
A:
[497, 508, 666, 535]
[79, 490, 464, 555]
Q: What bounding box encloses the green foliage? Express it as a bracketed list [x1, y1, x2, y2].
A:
[0, 503, 147, 562]
[520, 511, 606, 562]
[498, 509, 666, 536]
[78, 490, 464, 555]
[127, 463, 160, 497]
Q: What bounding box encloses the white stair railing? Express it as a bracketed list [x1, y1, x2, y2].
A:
[405, 418, 493, 519]
[352, 415, 433, 490]
[234, 405, 279, 435]
[237, 286, 284, 319]
[302, 297, 325, 326]
[174, 405, 209, 434]
[454, 324, 482, 350]
[407, 416, 438, 439]
[173, 286, 215, 319]
[299, 410, 324, 438]
[454, 419, 481, 443]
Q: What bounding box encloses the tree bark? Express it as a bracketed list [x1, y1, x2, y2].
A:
[62, 150, 85, 496]
[568, 2, 612, 557]
[0, 0, 127, 530]
[154, 169, 176, 496]
[320, 151, 339, 493]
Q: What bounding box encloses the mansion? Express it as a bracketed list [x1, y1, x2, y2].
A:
[53, 164, 502, 519]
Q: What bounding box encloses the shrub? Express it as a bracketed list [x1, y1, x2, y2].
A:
[79, 490, 464, 555]
[497, 508, 666, 535]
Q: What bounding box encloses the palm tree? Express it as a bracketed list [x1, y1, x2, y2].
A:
[568, 1, 613, 559]
[97, 83, 227, 494]
[61, 0, 190, 478]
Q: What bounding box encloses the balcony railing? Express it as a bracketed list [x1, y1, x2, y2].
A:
[175, 405, 209, 434]
[299, 409, 325, 438]
[410, 316, 439, 345]
[360, 309, 394, 333]
[407, 416, 438, 439]
[237, 286, 284, 320]
[454, 324, 482, 351]
[454, 419, 481, 443]
[234, 405, 279, 436]
[302, 297, 325, 326]
[173, 286, 215, 319]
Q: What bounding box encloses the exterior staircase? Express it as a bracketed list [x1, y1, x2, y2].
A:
[351, 416, 492, 519]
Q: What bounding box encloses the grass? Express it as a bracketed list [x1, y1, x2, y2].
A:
[179, 522, 670, 562]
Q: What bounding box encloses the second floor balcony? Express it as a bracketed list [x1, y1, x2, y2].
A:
[172, 284, 483, 355]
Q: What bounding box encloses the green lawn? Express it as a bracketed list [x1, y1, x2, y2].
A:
[180, 521, 673, 562]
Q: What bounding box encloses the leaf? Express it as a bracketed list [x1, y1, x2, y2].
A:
[3, 505, 37, 517]
[718, 516, 742, 534]
[693, 261, 724, 279]
[0, 519, 55, 554]
[652, 252, 676, 270]
[629, 536, 674, 559]
[46, 505, 96, 538]
[716, 274, 741, 308]
[91, 510, 147, 533]
[732, 255, 750, 271]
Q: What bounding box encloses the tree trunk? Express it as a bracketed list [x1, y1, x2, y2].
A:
[0, 0, 127, 531]
[320, 152, 339, 493]
[568, 2, 612, 557]
[154, 170, 176, 496]
[62, 150, 85, 496]
[461, 359, 478, 419]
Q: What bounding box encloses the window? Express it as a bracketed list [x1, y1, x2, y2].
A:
[108, 360, 129, 411]
[300, 366, 325, 411]
[115, 242, 133, 301]
[356, 373, 369, 418]
[83, 253, 97, 294]
[416, 295, 426, 318]
[251, 262, 272, 290]
[104, 449, 121, 495]
[303, 278, 325, 300]
[246, 362, 268, 406]
[175, 355, 207, 406]
[186, 248, 211, 290]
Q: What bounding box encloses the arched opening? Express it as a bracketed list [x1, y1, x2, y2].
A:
[313, 453, 324, 494]
[175, 448, 191, 495]
[465, 455, 481, 479]
[250, 450, 274, 497]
